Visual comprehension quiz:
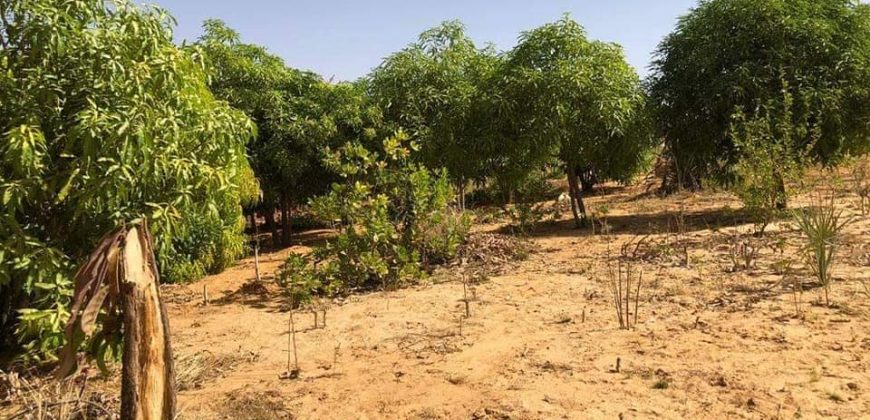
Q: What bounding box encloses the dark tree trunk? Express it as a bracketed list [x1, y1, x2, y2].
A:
[457, 179, 466, 211]
[281, 196, 292, 246]
[248, 212, 257, 232]
[0, 281, 23, 341]
[119, 226, 176, 420]
[578, 165, 596, 193]
[265, 205, 278, 248]
[566, 166, 587, 228]
[775, 174, 788, 210]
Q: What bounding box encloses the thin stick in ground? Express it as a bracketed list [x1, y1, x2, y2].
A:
[254, 213, 262, 283]
[284, 306, 300, 379]
[462, 274, 471, 318]
[608, 260, 643, 330]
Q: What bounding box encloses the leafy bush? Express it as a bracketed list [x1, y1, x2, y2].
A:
[730, 84, 811, 234]
[0, 0, 255, 362]
[506, 170, 556, 236]
[277, 131, 470, 303]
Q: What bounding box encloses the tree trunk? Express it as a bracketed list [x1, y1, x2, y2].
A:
[775, 174, 788, 210]
[248, 212, 257, 232]
[265, 205, 278, 248]
[457, 179, 466, 211]
[254, 212, 262, 282]
[281, 195, 292, 246]
[567, 166, 587, 228]
[578, 165, 596, 193]
[119, 226, 176, 420]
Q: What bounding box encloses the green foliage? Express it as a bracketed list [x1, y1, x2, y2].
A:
[730, 82, 813, 232]
[368, 21, 500, 186]
[491, 16, 653, 223]
[0, 1, 254, 361]
[277, 131, 470, 303]
[198, 20, 383, 244]
[792, 195, 851, 306]
[506, 171, 557, 236]
[650, 0, 870, 188]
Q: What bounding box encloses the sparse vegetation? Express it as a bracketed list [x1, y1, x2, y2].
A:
[606, 260, 643, 330]
[652, 378, 670, 390]
[793, 195, 852, 306]
[852, 157, 870, 215]
[728, 231, 760, 272]
[2, 0, 869, 418]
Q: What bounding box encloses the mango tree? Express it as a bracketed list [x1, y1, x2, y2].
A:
[199, 20, 382, 245]
[649, 0, 870, 192]
[368, 21, 499, 209]
[494, 16, 652, 227]
[0, 0, 255, 360]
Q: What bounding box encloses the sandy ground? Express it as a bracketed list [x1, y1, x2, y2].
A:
[158, 177, 870, 419]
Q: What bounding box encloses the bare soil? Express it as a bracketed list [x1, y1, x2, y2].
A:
[166, 174, 868, 419]
[6, 172, 870, 419]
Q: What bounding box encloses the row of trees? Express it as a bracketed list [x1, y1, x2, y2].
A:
[195, 15, 654, 245]
[2, 0, 869, 361]
[197, 20, 384, 247]
[367, 18, 652, 227]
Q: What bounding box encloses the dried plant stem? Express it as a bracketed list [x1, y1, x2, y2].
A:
[462, 275, 471, 318]
[254, 244, 262, 283]
[634, 270, 642, 327]
[792, 276, 802, 317]
[288, 312, 298, 373]
[609, 261, 643, 330]
[333, 342, 342, 374]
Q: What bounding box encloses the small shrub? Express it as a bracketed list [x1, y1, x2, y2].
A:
[727, 231, 759, 272]
[792, 194, 851, 306]
[277, 131, 471, 301]
[507, 171, 554, 236]
[730, 83, 811, 234]
[590, 204, 612, 235]
[652, 378, 670, 389]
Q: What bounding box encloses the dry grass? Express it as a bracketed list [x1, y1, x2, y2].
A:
[175, 350, 260, 391]
[214, 389, 292, 420]
[0, 370, 119, 420]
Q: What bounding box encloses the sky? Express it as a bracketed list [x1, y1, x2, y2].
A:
[148, 0, 699, 82]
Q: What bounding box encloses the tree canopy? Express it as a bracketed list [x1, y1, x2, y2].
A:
[0, 0, 256, 359]
[493, 16, 652, 226]
[198, 20, 382, 245]
[649, 0, 870, 189]
[367, 21, 499, 205]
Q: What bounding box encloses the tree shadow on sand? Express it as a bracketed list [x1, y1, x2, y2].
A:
[498, 206, 756, 239]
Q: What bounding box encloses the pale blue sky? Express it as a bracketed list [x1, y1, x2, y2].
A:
[149, 0, 698, 81]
